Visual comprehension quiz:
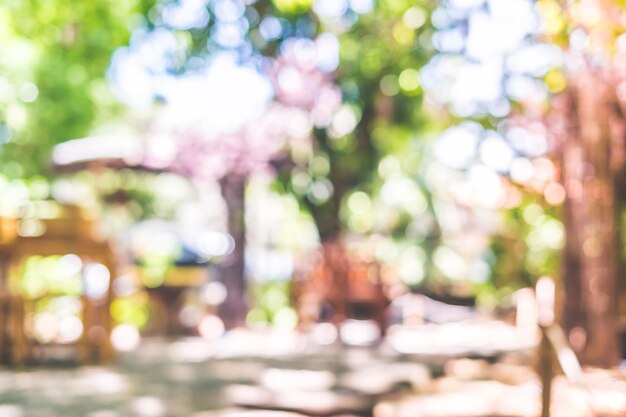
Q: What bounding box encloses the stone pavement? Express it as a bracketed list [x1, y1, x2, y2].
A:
[0, 334, 431, 417]
[0, 328, 623, 417]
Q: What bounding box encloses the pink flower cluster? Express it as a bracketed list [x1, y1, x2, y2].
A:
[142, 35, 342, 182]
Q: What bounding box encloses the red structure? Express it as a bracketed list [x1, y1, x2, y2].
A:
[293, 243, 388, 336]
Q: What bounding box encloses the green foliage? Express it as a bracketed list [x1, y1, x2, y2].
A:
[3, 0, 558, 299]
[489, 197, 564, 291]
[247, 280, 297, 328]
[110, 293, 151, 328]
[279, 2, 437, 241]
[0, 0, 154, 177]
[272, 0, 312, 15]
[15, 255, 82, 299]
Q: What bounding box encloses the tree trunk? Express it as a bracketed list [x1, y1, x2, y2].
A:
[559, 67, 622, 367]
[217, 174, 248, 329]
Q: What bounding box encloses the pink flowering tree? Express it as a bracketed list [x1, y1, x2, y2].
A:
[108, 0, 428, 326]
[134, 52, 339, 327]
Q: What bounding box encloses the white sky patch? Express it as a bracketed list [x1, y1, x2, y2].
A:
[381, 177, 418, 207]
[158, 54, 273, 135]
[479, 132, 515, 173]
[134, 28, 180, 71]
[451, 58, 503, 105]
[448, 0, 485, 11]
[488, 0, 538, 35]
[506, 43, 562, 77]
[422, 55, 505, 117]
[466, 2, 537, 61]
[510, 157, 534, 183]
[163, 0, 210, 30]
[109, 28, 183, 108]
[433, 123, 481, 169]
[423, 0, 541, 116]
[211, 21, 247, 48]
[432, 28, 465, 53]
[212, 0, 245, 22]
[420, 55, 462, 103]
[315, 33, 340, 72]
[431, 8, 453, 30]
[507, 126, 548, 157]
[468, 163, 503, 208]
[109, 51, 154, 108]
[488, 98, 511, 117]
[314, 0, 348, 19]
[260, 16, 283, 40]
[349, 0, 374, 14]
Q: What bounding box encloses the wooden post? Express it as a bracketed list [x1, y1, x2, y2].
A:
[0, 291, 6, 364]
[537, 277, 556, 417]
[11, 294, 25, 366]
[99, 257, 114, 364]
[0, 260, 7, 364]
[539, 325, 553, 417]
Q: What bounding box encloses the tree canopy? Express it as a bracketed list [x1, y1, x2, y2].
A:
[0, 0, 153, 177]
[4, 0, 626, 314]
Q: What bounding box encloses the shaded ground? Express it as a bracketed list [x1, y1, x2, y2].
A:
[0, 328, 624, 417]
[0, 334, 431, 417]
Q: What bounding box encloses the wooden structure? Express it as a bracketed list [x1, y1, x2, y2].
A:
[142, 260, 209, 335]
[0, 203, 116, 365]
[293, 243, 388, 335]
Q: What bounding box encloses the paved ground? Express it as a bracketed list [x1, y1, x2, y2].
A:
[0, 334, 432, 417]
[1, 328, 623, 417]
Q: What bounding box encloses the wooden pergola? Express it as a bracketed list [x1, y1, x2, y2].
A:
[0, 204, 116, 365]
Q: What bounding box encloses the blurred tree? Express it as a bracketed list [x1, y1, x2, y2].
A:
[541, 0, 626, 367]
[422, 0, 626, 366]
[0, 0, 153, 178]
[554, 66, 624, 367]
[107, 0, 440, 326]
[415, 0, 561, 297]
[263, 1, 446, 308]
[272, 1, 437, 243]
